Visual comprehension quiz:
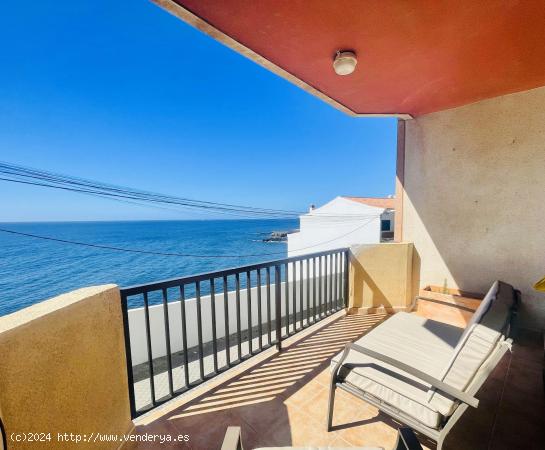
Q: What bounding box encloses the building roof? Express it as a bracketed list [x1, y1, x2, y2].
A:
[158, 0, 545, 117]
[343, 196, 395, 209]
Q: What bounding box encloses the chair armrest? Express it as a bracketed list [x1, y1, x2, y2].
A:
[221, 426, 243, 450]
[393, 428, 424, 450]
[333, 343, 479, 408]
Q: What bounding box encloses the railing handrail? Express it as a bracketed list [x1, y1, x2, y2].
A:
[120, 247, 349, 296]
[120, 247, 350, 418]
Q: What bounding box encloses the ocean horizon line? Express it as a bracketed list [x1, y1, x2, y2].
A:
[0, 217, 297, 225]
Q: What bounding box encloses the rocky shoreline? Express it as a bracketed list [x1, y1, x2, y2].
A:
[262, 229, 298, 242]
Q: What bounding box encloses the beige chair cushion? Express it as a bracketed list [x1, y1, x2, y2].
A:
[331, 281, 515, 429]
[331, 312, 462, 429]
[428, 281, 514, 415]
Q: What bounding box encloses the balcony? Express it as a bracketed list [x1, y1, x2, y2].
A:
[125, 312, 543, 450]
[116, 244, 545, 449]
[1, 1, 545, 448]
[0, 243, 543, 449]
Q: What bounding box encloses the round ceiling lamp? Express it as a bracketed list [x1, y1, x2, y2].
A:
[333, 51, 357, 76]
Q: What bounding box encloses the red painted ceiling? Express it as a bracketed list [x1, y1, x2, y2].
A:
[172, 0, 545, 116]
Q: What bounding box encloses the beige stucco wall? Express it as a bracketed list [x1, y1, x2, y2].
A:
[402, 85, 545, 329]
[0, 285, 133, 449]
[348, 243, 419, 313]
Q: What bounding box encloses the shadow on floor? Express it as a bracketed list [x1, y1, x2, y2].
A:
[129, 319, 545, 450]
[131, 313, 389, 449]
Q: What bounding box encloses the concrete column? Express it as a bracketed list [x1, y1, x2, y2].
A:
[348, 243, 420, 314]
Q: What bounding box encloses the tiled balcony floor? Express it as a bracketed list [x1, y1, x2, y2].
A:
[126, 312, 544, 450]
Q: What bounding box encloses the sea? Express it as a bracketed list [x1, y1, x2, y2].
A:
[0, 219, 298, 316]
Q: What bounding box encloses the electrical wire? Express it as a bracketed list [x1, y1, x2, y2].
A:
[0, 177, 279, 219]
[0, 216, 378, 258]
[0, 162, 303, 218]
[0, 161, 388, 259]
[0, 162, 391, 219]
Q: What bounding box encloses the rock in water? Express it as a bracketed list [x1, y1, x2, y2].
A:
[262, 230, 298, 242]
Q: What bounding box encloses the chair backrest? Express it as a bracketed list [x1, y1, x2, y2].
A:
[428, 281, 517, 416]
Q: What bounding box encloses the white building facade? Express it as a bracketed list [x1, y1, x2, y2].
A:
[287, 196, 395, 258]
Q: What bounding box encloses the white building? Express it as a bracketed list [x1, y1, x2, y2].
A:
[287, 196, 395, 258]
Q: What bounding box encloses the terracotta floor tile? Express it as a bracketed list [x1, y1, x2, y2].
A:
[313, 367, 333, 385]
[282, 379, 327, 408]
[283, 409, 342, 447]
[128, 315, 544, 450]
[338, 414, 398, 448]
[247, 409, 294, 447]
[328, 435, 355, 447]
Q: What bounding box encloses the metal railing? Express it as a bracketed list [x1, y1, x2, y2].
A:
[120, 248, 349, 418]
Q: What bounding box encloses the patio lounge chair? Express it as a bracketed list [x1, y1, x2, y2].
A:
[328, 281, 519, 450]
[221, 425, 424, 450]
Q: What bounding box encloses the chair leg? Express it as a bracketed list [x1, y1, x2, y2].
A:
[221, 426, 243, 450]
[327, 381, 336, 431]
[394, 428, 424, 450]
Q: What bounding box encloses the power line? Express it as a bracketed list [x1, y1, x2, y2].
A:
[0, 177, 280, 219]
[0, 162, 303, 218]
[1, 163, 294, 214]
[0, 162, 390, 220]
[0, 228, 245, 258]
[0, 217, 377, 259]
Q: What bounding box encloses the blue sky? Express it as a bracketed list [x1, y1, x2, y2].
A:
[0, 1, 397, 222]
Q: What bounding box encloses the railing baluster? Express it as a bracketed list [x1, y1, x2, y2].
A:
[323, 255, 327, 317]
[322, 255, 325, 316]
[322, 255, 327, 317]
[284, 263, 289, 336]
[326, 255, 331, 315]
[235, 273, 242, 361]
[306, 259, 310, 327]
[326, 255, 329, 312]
[292, 261, 296, 332]
[329, 254, 333, 315]
[299, 259, 304, 328]
[324, 255, 328, 315]
[332, 253, 336, 311]
[325, 255, 329, 316]
[257, 269, 263, 351]
[274, 264, 282, 350]
[313, 257, 317, 323]
[266, 267, 271, 345]
[337, 252, 341, 310]
[222, 276, 230, 367]
[161, 288, 174, 396]
[143, 292, 156, 404]
[120, 248, 350, 418]
[329, 254, 332, 313]
[210, 278, 218, 374]
[319, 256, 324, 317]
[246, 271, 252, 355]
[333, 252, 338, 310]
[179, 285, 190, 388]
[343, 250, 350, 308]
[195, 282, 204, 381]
[325, 255, 329, 315]
[120, 293, 136, 418]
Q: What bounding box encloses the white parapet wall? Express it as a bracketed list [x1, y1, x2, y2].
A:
[127, 273, 343, 366]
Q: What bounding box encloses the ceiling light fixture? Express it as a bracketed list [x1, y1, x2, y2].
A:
[333, 51, 357, 76]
